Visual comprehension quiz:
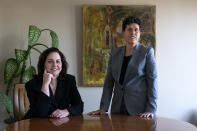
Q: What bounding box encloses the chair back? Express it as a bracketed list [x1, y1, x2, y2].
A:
[14, 84, 29, 120]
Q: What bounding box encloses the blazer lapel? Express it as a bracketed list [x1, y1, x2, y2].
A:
[123, 43, 141, 85]
[114, 46, 125, 82]
[55, 81, 66, 102]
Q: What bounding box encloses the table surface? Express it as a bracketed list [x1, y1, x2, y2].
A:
[5, 114, 197, 131]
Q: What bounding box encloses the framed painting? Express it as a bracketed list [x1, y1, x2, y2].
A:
[83, 5, 156, 86]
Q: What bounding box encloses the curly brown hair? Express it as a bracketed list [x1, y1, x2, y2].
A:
[37, 47, 68, 80]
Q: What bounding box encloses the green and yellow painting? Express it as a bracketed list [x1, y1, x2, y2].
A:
[83, 5, 156, 86]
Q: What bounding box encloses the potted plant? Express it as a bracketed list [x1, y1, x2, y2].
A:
[0, 25, 59, 123]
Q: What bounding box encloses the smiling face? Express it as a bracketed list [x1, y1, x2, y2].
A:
[44, 52, 62, 77]
[123, 23, 140, 46]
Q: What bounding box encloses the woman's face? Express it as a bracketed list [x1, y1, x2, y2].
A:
[44, 52, 62, 78]
[123, 23, 140, 46]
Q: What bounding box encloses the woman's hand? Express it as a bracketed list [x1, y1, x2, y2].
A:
[49, 117, 69, 126]
[41, 69, 54, 96]
[88, 109, 106, 115]
[43, 69, 54, 86]
[139, 112, 154, 119]
[50, 109, 70, 118]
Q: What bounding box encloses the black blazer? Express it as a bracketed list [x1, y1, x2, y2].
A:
[24, 74, 83, 119]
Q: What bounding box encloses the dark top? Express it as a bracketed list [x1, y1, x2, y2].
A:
[119, 55, 132, 114]
[119, 55, 132, 85]
[24, 74, 83, 119]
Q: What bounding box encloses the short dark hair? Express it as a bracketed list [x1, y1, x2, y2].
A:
[122, 16, 141, 32]
[37, 47, 68, 80]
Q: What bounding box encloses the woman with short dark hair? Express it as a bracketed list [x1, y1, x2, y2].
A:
[89, 16, 157, 118]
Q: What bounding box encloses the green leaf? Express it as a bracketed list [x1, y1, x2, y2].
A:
[28, 25, 41, 46]
[4, 58, 18, 84]
[14, 61, 24, 77]
[15, 49, 27, 63]
[50, 30, 59, 48]
[0, 93, 14, 118]
[21, 66, 36, 83]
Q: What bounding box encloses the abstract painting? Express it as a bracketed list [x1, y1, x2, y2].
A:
[83, 5, 156, 86]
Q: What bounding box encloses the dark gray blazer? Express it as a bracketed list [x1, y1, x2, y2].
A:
[100, 43, 157, 116]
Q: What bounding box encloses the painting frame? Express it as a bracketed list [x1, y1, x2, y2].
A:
[82, 5, 156, 87]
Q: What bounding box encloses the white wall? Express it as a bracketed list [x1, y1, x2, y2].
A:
[0, 0, 197, 126]
[156, 0, 197, 123]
